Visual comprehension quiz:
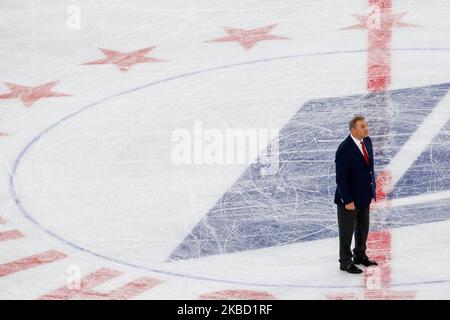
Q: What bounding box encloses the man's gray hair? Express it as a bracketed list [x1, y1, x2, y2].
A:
[349, 115, 365, 131]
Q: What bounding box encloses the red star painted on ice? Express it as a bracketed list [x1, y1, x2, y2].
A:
[0, 81, 71, 107]
[82, 47, 165, 72]
[208, 24, 290, 50]
[341, 12, 417, 30]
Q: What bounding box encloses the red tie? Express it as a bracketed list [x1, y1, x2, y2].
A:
[361, 140, 369, 165]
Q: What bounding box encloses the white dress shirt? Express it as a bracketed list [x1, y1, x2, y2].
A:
[350, 134, 365, 157]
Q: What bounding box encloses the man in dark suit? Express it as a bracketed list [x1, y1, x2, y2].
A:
[334, 115, 378, 274]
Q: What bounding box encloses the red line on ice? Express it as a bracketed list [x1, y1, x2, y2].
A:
[0, 230, 24, 242]
[328, 0, 416, 299]
[0, 250, 67, 277]
[367, 0, 392, 91]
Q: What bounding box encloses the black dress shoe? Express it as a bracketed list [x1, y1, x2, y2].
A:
[354, 257, 378, 266]
[340, 264, 363, 274]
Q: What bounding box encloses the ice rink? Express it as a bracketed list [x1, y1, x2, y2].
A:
[1, 0, 450, 299]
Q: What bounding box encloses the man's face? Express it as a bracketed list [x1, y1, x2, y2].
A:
[351, 120, 369, 140]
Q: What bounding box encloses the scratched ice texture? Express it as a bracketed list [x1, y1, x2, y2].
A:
[169, 83, 450, 260]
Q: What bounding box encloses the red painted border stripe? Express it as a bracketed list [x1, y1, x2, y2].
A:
[0, 230, 24, 242]
[0, 250, 67, 277]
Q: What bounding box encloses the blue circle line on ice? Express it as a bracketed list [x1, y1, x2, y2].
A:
[9, 47, 450, 289]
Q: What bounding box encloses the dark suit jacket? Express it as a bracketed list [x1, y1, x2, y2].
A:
[334, 135, 376, 209]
